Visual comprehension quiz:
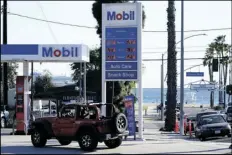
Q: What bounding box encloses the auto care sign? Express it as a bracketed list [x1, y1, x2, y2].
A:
[124, 95, 136, 137]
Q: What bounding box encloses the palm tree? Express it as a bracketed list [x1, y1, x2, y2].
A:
[203, 35, 231, 108]
[203, 43, 215, 108]
[164, 1, 177, 131]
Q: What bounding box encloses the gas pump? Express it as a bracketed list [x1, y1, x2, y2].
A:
[15, 76, 31, 134]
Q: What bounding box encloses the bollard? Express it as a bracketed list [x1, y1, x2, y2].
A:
[189, 120, 192, 138]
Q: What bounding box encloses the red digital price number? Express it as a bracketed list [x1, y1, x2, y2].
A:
[107, 55, 116, 60]
[107, 40, 116, 45]
[126, 40, 136, 44]
[126, 48, 136, 52]
[126, 55, 136, 59]
[107, 48, 116, 52]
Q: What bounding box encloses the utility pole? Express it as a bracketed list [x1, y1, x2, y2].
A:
[161, 54, 164, 121]
[180, 0, 185, 136]
[3, 0, 8, 106]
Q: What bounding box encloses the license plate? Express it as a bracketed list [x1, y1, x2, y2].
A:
[215, 130, 221, 134]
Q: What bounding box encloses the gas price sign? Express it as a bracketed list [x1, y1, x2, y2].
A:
[105, 27, 138, 80]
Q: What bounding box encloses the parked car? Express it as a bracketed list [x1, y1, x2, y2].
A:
[195, 114, 231, 141]
[29, 103, 129, 151]
[196, 111, 218, 124]
[226, 106, 232, 124]
[1, 105, 9, 128]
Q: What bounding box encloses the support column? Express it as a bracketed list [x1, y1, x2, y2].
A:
[23, 61, 29, 134]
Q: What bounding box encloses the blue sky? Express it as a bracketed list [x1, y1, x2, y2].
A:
[1, 1, 231, 88]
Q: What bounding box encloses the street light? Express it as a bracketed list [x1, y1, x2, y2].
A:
[160, 33, 207, 121]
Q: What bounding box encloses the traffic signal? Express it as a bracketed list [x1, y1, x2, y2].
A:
[212, 59, 218, 72]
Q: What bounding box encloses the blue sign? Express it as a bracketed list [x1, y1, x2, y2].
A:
[186, 72, 204, 77]
[106, 71, 137, 80]
[124, 95, 136, 136]
[1, 44, 38, 55]
[105, 27, 138, 80]
[105, 62, 137, 70]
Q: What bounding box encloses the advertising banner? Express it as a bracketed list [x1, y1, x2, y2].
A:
[124, 95, 136, 138]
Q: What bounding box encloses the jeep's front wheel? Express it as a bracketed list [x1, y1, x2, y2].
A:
[104, 137, 122, 149]
[58, 139, 72, 145]
[31, 129, 47, 147]
[78, 132, 98, 151]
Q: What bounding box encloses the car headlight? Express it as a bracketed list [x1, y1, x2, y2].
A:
[227, 124, 231, 130]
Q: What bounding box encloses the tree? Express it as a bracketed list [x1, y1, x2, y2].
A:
[164, 1, 177, 131]
[203, 35, 231, 107]
[203, 44, 215, 108]
[0, 62, 18, 103]
[34, 70, 54, 95]
[71, 0, 146, 109]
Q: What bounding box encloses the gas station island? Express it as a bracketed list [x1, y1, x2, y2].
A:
[1, 44, 90, 134]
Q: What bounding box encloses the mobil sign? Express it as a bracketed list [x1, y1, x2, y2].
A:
[103, 3, 137, 26]
[39, 44, 89, 62]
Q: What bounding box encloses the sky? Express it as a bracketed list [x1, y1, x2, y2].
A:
[0, 1, 231, 88]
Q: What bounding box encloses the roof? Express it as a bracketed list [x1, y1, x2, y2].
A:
[197, 111, 218, 115]
[201, 114, 223, 118]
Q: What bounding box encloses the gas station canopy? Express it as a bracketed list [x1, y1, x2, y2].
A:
[1, 44, 90, 62]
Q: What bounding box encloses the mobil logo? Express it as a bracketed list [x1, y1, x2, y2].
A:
[107, 11, 135, 21]
[42, 46, 79, 57]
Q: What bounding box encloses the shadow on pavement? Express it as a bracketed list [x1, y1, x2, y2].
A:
[158, 148, 230, 154]
[1, 145, 119, 154]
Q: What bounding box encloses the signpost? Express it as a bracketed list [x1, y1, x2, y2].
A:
[102, 3, 143, 139]
[124, 95, 136, 139]
[190, 84, 215, 90]
[186, 72, 204, 77]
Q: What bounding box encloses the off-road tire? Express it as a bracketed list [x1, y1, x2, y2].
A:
[1, 117, 6, 128]
[104, 137, 122, 149]
[58, 139, 72, 145]
[31, 128, 47, 147]
[115, 113, 128, 134]
[78, 132, 98, 151]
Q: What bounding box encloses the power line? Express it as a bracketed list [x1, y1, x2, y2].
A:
[7, 12, 96, 29]
[7, 11, 232, 33]
[143, 28, 231, 33]
[143, 50, 206, 54]
[144, 45, 207, 49]
[36, 2, 59, 44]
[142, 56, 232, 61]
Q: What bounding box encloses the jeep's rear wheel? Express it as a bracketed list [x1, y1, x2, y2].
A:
[115, 113, 128, 134]
[58, 139, 72, 145]
[104, 137, 122, 149]
[78, 132, 98, 151]
[31, 129, 47, 147]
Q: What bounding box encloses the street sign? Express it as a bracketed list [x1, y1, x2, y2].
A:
[186, 72, 204, 77]
[104, 27, 138, 80]
[190, 84, 215, 90]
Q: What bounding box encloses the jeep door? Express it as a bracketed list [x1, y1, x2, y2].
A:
[53, 105, 77, 137]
